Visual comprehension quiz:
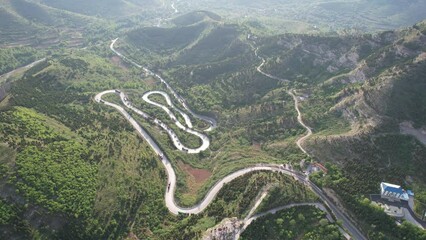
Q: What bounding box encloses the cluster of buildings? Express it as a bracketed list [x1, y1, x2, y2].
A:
[377, 182, 426, 228]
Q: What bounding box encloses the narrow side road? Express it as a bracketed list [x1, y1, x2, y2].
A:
[288, 89, 312, 155]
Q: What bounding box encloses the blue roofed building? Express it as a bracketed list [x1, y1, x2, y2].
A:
[380, 182, 409, 201]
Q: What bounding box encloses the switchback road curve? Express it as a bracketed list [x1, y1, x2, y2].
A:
[95, 38, 366, 240]
[110, 39, 217, 132]
[142, 91, 210, 153]
[96, 90, 300, 215]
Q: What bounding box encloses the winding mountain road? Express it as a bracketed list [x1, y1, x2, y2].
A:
[143, 90, 194, 129]
[254, 47, 311, 154]
[96, 89, 300, 215]
[142, 90, 210, 153]
[110, 39, 217, 132]
[254, 48, 289, 83]
[255, 47, 366, 240]
[96, 38, 366, 240]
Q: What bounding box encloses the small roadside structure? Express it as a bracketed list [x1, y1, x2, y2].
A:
[305, 162, 328, 175]
[312, 162, 328, 174]
[380, 182, 409, 202]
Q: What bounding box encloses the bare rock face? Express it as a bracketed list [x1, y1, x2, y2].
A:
[414, 52, 426, 63]
[203, 218, 242, 240]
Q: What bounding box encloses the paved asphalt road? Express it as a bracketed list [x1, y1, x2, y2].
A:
[110, 38, 217, 131]
[97, 38, 367, 240]
[142, 90, 210, 153]
[0, 58, 46, 82]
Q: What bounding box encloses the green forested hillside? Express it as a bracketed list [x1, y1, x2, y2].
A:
[241, 206, 344, 240]
[7, 0, 93, 27]
[0, 47, 42, 75]
[384, 62, 426, 127]
[173, 24, 247, 65]
[120, 16, 426, 239]
[126, 22, 209, 53]
[172, 11, 221, 26]
[1, 3, 426, 239]
[123, 21, 249, 67]
[40, 0, 159, 18]
[0, 48, 300, 239]
[0, 52, 165, 239]
[0, 0, 111, 48]
[287, 22, 426, 239]
[0, 7, 38, 45]
[182, 0, 426, 33]
[10, 0, 54, 25]
[1, 107, 97, 217]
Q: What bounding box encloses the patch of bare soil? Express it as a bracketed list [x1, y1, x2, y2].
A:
[252, 141, 261, 150]
[111, 56, 128, 70]
[126, 232, 140, 240]
[400, 121, 426, 145]
[178, 161, 212, 194]
[144, 77, 158, 88]
[414, 52, 426, 63]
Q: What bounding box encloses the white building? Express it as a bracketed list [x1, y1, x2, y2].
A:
[380, 182, 409, 201]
